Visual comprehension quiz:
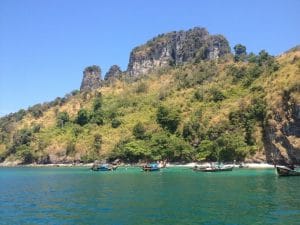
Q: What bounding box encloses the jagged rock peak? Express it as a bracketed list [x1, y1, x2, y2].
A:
[80, 65, 102, 92]
[127, 27, 230, 77]
[104, 65, 122, 80]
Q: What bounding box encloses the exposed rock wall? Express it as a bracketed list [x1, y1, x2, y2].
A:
[127, 27, 230, 77]
[265, 87, 300, 164]
[80, 65, 102, 91]
[104, 65, 122, 80]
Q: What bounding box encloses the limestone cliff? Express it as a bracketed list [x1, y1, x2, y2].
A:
[264, 50, 300, 164]
[104, 65, 122, 81]
[80, 65, 102, 91]
[265, 86, 300, 164]
[127, 27, 230, 76]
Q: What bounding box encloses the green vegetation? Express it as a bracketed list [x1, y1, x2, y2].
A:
[0, 47, 298, 165]
[75, 109, 90, 126]
[133, 122, 147, 139]
[57, 112, 70, 127]
[156, 106, 180, 133]
[234, 44, 247, 62]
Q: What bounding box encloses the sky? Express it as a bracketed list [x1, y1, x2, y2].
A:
[0, 0, 299, 116]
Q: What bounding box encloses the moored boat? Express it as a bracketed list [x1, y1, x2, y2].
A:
[193, 164, 233, 172]
[142, 163, 160, 172]
[91, 163, 118, 171]
[276, 165, 300, 176]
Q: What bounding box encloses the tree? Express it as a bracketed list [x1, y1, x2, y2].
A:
[135, 82, 148, 93]
[57, 111, 70, 127]
[15, 109, 26, 121]
[93, 93, 103, 111]
[13, 128, 32, 147]
[91, 110, 104, 125]
[182, 122, 194, 140]
[156, 105, 180, 133]
[257, 50, 280, 72]
[210, 88, 226, 102]
[114, 140, 150, 162]
[215, 133, 248, 162]
[234, 44, 247, 62]
[91, 93, 104, 125]
[111, 118, 121, 128]
[196, 140, 217, 161]
[194, 89, 204, 101]
[169, 135, 194, 161]
[133, 122, 146, 139]
[149, 132, 194, 161]
[94, 134, 102, 152]
[66, 141, 76, 156]
[150, 132, 173, 161]
[28, 104, 43, 118]
[75, 109, 90, 126]
[16, 145, 35, 164]
[226, 65, 247, 82]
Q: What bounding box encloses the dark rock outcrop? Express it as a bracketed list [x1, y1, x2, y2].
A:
[104, 65, 122, 81]
[265, 85, 300, 164]
[80, 65, 102, 91]
[127, 27, 230, 77]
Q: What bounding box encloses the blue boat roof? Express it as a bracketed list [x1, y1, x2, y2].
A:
[149, 163, 158, 168]
[100, 164, 109, 167]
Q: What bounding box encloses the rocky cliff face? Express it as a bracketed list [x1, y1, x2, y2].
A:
[265, 85, 300, 164]
[127, 27, 230, 76]
[104, 65, 122, 81]
[80, 65, 102, 91]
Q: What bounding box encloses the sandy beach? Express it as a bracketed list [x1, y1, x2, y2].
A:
[167, 162, 274, 169]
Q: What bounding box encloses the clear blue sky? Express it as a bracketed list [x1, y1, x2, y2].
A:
[0, 0, 299, 116]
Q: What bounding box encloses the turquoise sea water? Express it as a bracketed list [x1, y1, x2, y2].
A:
[0, 167, 300, 225]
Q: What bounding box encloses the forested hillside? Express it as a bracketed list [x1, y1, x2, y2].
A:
[0, 28, 299, 165]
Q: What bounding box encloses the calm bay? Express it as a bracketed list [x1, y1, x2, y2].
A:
[0, 167, 300, 225]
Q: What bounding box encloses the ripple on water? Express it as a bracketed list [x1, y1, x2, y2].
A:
[0, 167, 300, 225]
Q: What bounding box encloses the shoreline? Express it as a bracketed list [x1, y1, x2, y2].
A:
[0, 162, 275, 169]
[166, 162, 274, 169]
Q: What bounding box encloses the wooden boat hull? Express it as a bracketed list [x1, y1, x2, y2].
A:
[91, 165, 118, 171]
[142, 167, 160, 172]
[276, 166, 300, 176]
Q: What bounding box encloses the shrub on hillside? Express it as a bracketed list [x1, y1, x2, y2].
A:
[150, 132, 194, 162]
[233, 44, 247, 62]
[133, 122, 146, 139]
[135, 82, 148, 93]
[15, 145, 36, 164]
[94, 134, 102, 152]
[196, 140, 217, 161]
[111, 118, 121, 128]
[90, 110, 104, 126]
[93, 93, 103, 111]
[66, 141, 76, 156]
[209, 88, 226, 102]
[15, 109, 26, 121]
[75, 109, 90, 126]
[28, 104, 43, 119]
[193, 89, 204, 101]
[57, 111, 70, 128]
[156, 105, 180, 133]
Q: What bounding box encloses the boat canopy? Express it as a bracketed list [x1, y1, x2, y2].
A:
[149, 163, 158, 168]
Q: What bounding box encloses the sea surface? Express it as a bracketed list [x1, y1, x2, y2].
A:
[0, 167, 300, 225]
